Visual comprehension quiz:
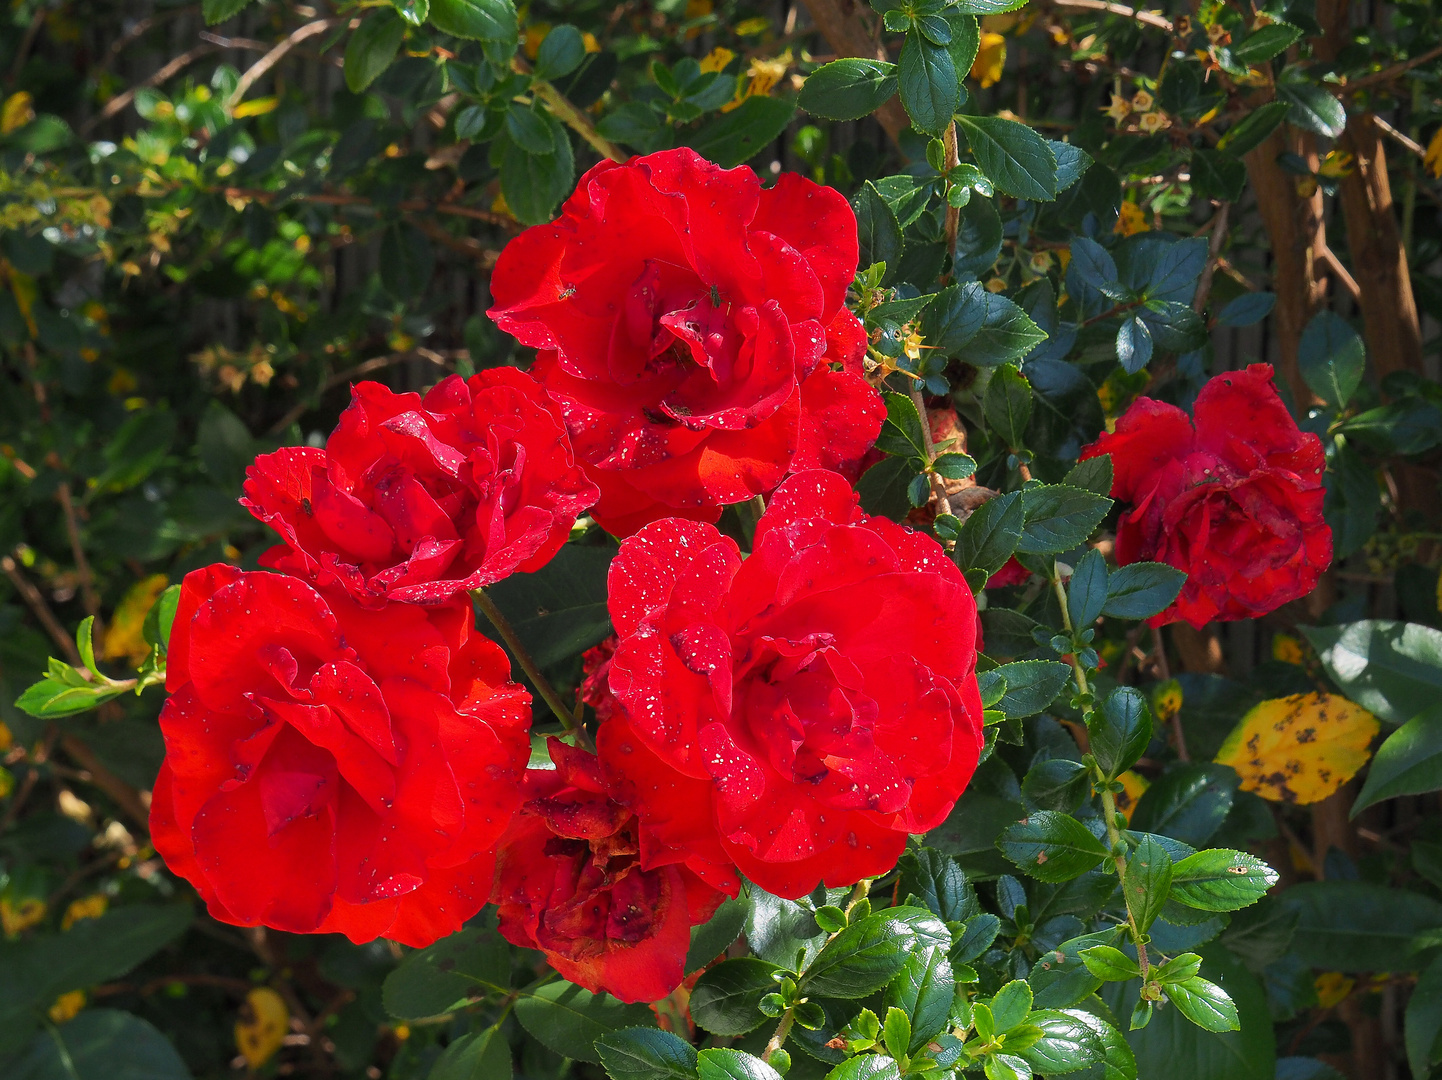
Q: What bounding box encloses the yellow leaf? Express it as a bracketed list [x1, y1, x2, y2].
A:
[1114, 201, 1149, 236]
[1151, 679, 1183, 723]
[735, 16, 770, 35]
[232, 96, 278, 119]
[1314, 971, 1354, 1008]
[1, 897, 46, 936]
[1215, 691, 1379, 805]
[1426, 126, 1442, 180]
[1271, 633, 1306, 666]
[0, 721, 11, 752]
[971, 32, 1006, 89]
[523, 22, 551, 60]
[236, 987, 290, 1069]
[1, 92, 35, 135]
[48, 990, 86, 1024]
[62, 894, 108, 931]
[0, 767, 12, 800]
[1113, 770, 1149, 823]
[700, 47, 735, 74]
[101, 574, 169, 664]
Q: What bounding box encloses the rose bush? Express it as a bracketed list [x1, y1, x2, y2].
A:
[487, 148, 883, 537]
[596, 469, 985, 899]
[243, 370, 598, 605]
[149, 565, 531, 946]
[491, 741, 731, 1003]
[1080, 364, 1331, 628]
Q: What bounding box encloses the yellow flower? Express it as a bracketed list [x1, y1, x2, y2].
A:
[1271, 633, 1306, 666]
[1028, 250, 1054, 275]
[723, 53, 790, 111]
[48, 991, 86, 1024]
[62, 894, 109, 931]
[1103, 94, 1130, 122]
[700, 47, 735, 74]
[0, 92, 35, 135]
[1425, 126, 1442, 180]
[1114, 201, 1150, 236]
[1315, 972, 1354, 1009]
[101, 574, 170, 664]
[971, 32, 1007, 89]
[1138, 110, 1169, 133]
[1131, 90, 1154, 112]
[236, 987, 290, 1070]
[903, 331, 925, 361]
[1215, 692, 1379, 805]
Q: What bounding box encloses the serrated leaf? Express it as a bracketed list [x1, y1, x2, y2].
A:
[876, 391, 931, 460]
[596, 1027, 699, 1080]
[429, 0, 517, 43]
[1123, 834, 1173, 933]
[1169, 849, 1278, 911]
[1298, 310, 1364, 410]
[989, 660, 1072, 718]
[799, 58, 899, 121]
[957, 114, 1057, 200]
[514, 982, 656, 1064]
[999, 811, 1109, 881]
[804, 915, 916, 998]
[1018, 485, 1111, 555]
[1101, 562, 1185, 620]
[952, 490, 1024, 575]
[1351, 703, 1442, 815]
[898, 33, 959, 135]
[1164, 977, 1239, 1032]
[690, 958, 778, 1036]
[1088, 686, 1153, 779]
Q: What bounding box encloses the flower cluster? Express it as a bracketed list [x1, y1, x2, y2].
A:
[149, 149, 1328, 1005]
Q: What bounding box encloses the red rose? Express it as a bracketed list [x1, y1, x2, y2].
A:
[149, 566, 531, 947]
[243, 369, 598, 605]
[580, 634, 619, 723]
[491, 741, 731, 1003]
[1079, 363, 1331, 629]
[487, 148, 883, 537]
[596, 470, 985, 899]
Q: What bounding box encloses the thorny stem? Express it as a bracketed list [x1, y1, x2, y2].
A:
[1053, 568, 1149, 977]
[942, 121, 961, 279]
[474, 588, 593, 750]
[908, 386, 954, 518]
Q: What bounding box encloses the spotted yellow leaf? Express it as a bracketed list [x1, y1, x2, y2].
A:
[1114, 770, 1148, 823]
[236, 986, 289, 1069]
[62, 893, 108, 931]
[1215, 692, 1378, 805]
[1314, 971, 1353, 1008]
[1271, 632, 1306, 666]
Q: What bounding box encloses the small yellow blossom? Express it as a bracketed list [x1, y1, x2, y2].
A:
[582, 32, 601, 53]
[722, 53, 790, 111]
[1131, 90, 1154, 112]
[1104, 94, 1130, 122]
[903, 331, 925, 361]
[1138, 109, 1170, 133]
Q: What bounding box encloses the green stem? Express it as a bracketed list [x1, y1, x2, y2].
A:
[1051, 570, 1088, 697]
[474, 588, 592, 749]
[514, 56, 626, 163]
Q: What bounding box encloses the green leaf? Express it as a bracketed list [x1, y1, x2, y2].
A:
[1164, 978, 1239, 1032]
[945, 11, 981, 75]
[689, 96, 796, 168]
[883, 1005, 912, 1060]
[1353, 703, 1442, 814]
[799, 58, 899, 121]
[985, 1052, 1033, 1080]
[1064, 455, 1113, 498]
[985, 364, 1033, 447]
[1215, 100, 1289, 156]
[745, 887, 826, 969]
[697, 1047, 783, 1080]
[1018, 1009, 1107, 1074]
[15, 671, 127, 719]
[876, 391, 931, 460]
[990, 979, 1034, 1032]
[1101, 563, 1186, 620]
[1215, 292, 1275, 328]
[954, 913, 1003, 965]
[1067, 548, 1109, 628]
[514, 982, 656, 1064]
[1066, 237, 1121, 318]
[1340, 400, 1442, 456]
[1169, 850, 1279, 911]
[826, 1057, 903, 1080]
[1298, 311, 1364, 410]
[506, 103, 559, 154]
[1088, 687, 1153, 779]
[690, 958, 779, 1036]
[500, 126, 574, 225]
[898, 33, 959, 136]
[202, 0, 255, 24]
[990, 660, 1072, 718]
[688, 892, 751, 972]
[953, 491, 1024, 576]
[1022, 758, 1092, 814]
[1116, 317, 1152, 374]
[957, 114, 1057, 201]
[1123, 834, 1172, 933]
[1129, 764, 1237, 847]
[142, 584, 182, 650]
[1190, 149, 1247, 201]
[854, 182, 904, 277]
[534, 24, 585, 79]
[804, 915, 916, 998]
[1229, 24, 1301, 64]
[1280, 880, 1442, 971]
[345, 10, 406, 93]
[430, 1025, 512, 1080]
[1302, 620, 1442, 725]
[9, 1009, 191, 1080]
[951, 0, 1028, 11]
[1018, 485, 1112, 555]
[478, 544, 611, 669]
[898, 847, 977, 923]
[953, 195, 1004, 279]
[922, 283, 1047, 366]
[883, 945, 954, 1049]
[393, 0, 431, 27]
[383, 926, 510, 1019]
[999, 810, 1109, 881]
[1080, 945, 1141, 981]
[1029, 928, 1124, 1009]
[597, 1028, 700, 1080]
[1276, 70, 1346, 138]
[428, 0, 517, 42]
[1406, 953, 1442, 1080]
